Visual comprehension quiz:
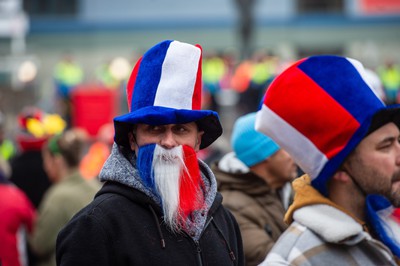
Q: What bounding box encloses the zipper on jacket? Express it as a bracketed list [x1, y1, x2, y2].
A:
[148, 204, 166, 249]
[194, 240, 203, 266]
[186, 217, 214, 266]
[211, 218, 236, 262]
[190, 216, 236, 265]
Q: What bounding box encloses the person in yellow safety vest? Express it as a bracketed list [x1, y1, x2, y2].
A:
[53, 53, 84, 99]
[53, 53, 84, 127]
[238, 51, 277, 114]
[250, 51, 277, 91]
[202, 52, 227, 111]
[378, 60, 400, 104]
[0, 111, 16, 161]
[95, 60, 120, 89]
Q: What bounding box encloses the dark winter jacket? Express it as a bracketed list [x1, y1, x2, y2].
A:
[10, 150, 51, 208]
[56, 144, 244, 266]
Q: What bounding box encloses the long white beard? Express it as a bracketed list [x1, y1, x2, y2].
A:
[137, 144, 205, 233]
[152, 145, 185, 232]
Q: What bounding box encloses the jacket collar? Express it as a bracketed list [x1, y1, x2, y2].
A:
[287, 175, 369, 244]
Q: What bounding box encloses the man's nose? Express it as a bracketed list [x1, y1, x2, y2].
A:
[160, 130, 178, 149]
[395, 139, 400, 166]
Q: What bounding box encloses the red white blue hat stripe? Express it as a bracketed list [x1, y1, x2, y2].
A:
[128, 40, 202, 112]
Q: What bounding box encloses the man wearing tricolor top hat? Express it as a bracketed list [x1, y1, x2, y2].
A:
[256, 55, 400, 265]
[56, 40, 244, 266]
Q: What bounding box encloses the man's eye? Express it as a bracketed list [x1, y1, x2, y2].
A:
[379, 144, 391, 150]
[148, 126, 162, 132]
[175, 126, 187, 133]
[378, 140, 395, 150]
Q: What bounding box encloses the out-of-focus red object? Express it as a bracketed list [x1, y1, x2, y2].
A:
[71, 85, 119, 137]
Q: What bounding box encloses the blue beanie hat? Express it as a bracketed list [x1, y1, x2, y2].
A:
[231, 112, 280, 167]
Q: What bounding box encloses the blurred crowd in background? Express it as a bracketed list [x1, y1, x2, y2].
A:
[1, 45, 400, 266]
[1, 46, 399, 192]
[1, 0, 400, 265]
[3, 48, 400, 167]
[2, 45, 400, 165]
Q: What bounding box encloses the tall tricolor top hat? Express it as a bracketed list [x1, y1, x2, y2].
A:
[114, 40, 223, 149]
[255, 55, 400, 195]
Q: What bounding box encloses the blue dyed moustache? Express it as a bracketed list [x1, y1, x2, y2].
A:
[136, 143, 157, 191]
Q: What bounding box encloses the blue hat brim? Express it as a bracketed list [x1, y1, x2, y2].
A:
[113, 106, 222, 149]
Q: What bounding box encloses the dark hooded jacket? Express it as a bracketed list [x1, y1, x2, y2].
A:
[56, 144, 244, 266]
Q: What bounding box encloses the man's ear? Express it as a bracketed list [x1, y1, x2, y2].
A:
[195, 131, 204, 152]
[332, 170, 352, 183]
[128, 132, 137, 151]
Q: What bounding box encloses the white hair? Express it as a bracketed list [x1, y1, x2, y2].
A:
[152, 145, 185, 232]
